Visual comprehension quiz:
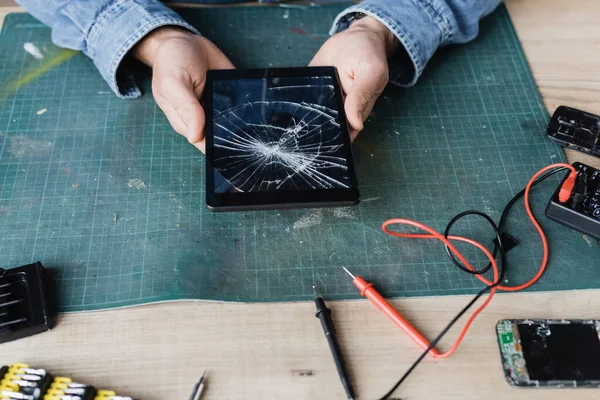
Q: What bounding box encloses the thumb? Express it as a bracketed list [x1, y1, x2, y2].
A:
[344, 77, 378, 134]
[208, 52, 235, 70]
[344, 61, 388, 135]
[168, 80, 206, 145]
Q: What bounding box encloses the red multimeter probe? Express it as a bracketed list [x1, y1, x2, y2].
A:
[343, 163, 579, 359]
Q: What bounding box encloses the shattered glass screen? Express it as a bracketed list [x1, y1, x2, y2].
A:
[211, 76, 350, 193]
[518, 323, 600, 381]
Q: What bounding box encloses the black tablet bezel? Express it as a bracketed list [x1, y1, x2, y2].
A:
[204, 67, 360, 211]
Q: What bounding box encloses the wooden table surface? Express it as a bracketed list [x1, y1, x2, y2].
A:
[1, 1, 600, 399]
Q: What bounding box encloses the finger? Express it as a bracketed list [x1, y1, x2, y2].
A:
[161, 106, 187, 137]
[344, 69, 387, 133]
[344, 89, 369, 133]
[308, 51, 327, 67]
[191, 139, 205, 153]
[310, 58, 354, 98]
[162, 80, 206, 144]
[309, 53, 358, 136]
[209, 52, 235, 70]
[163, 103, 206, 153]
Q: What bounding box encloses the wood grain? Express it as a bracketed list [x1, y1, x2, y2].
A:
[506, 0, 600, 168]
[2, 1, 600, 399]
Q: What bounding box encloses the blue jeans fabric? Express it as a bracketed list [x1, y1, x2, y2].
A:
[16, 0, 502, 98]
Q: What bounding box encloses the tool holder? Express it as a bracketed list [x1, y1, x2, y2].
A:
[0, 262, 53, 344]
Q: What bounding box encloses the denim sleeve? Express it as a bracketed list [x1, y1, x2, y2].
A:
[15, 0, 199, 98]
[331, 0, 503, 86]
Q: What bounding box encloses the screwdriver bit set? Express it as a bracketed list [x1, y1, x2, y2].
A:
[0, 363, 135, 400]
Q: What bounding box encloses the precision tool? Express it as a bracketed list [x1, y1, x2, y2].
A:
[188, 371, 206, 400]
[312, 286, 355, 400]
[0, 363, 52, 400]
[342, 267, 439, 357]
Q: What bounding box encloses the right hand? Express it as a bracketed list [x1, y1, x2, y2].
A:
[309, 16, 397, 140]
[133, 27, 234, 153]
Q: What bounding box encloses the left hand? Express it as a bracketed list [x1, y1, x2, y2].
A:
[132, 27, 234, 153]
[310, 16, 398, 140]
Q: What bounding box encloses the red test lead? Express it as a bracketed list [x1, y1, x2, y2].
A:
[344, 163, 578, 367]
[342, 267, 440, 357]
[347, 163, 579, 399]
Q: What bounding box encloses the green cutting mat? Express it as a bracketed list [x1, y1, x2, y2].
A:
[0, 5, 598, 312]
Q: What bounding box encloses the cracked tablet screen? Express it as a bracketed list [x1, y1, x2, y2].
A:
[212, 76, 350, 193]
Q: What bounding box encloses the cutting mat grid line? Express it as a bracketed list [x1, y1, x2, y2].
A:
[0, 5, 598, 312]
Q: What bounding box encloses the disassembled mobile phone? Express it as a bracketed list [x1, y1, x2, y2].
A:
[547, 106, 600, 157]
[497, 319, 600, 388]
[204, 67, 359, 212]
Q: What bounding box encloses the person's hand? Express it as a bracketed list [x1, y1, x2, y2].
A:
[310, 17, 398, 140]
[133, 27, 234, 153]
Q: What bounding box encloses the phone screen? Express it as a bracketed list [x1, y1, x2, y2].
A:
[497, 319, 600, 387]
[204, 67, 360, 211]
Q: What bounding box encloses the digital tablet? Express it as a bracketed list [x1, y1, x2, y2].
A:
[204, 67, 360, 212]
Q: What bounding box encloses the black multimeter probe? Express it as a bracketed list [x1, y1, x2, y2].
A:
[313, 286, 355, 400]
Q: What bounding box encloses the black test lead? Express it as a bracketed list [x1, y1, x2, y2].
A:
[313, 285, 355, 400]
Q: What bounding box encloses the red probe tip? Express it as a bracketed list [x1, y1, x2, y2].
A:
[343, 267, 439, 357]
[342, 267, 356, 279]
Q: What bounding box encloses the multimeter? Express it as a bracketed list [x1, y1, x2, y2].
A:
[546, 162, 600, 240]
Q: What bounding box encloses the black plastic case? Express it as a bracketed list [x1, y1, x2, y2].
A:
[0, 262, 53, 344]
[547, 106, 600, 157]
[545, 162, 600, 239]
